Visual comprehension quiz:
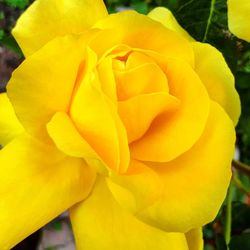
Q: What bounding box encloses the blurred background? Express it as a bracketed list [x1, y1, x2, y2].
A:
[0, 0, 250, 249]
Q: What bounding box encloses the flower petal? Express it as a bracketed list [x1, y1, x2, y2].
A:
[0, 134, 96, 249]
[92, 10, 194, 66]
[108, 159, 164, 212]
[192, 42, 241, 125]
[130, 58, 210, 162]
[0, 93, 23, 146]
[70, 49, 130, 173]
[12, 0, 108, 56]
[7, 35, 84, 143]
[47, 112, 107, 174]
[114, 62, 169, 101]
[228, 0, 250, 42]
[97, 57, 117, 102]
[137, 101, 235, 232]
[185, 228, 204, 250]
[148, 7, 194, 42]
[70, 176, 189, 250]
[118, 92, 180, 143]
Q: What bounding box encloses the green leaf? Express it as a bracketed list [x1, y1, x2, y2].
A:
[0, 11, 4, 20]
[131, 2, 149, 14]
[175, 0, 226, 41]
[0, 30, 4, 40]
[51, 220, 63, 231]
[4, 0, 29, 9]
[174, 0, 238, 72]
[44, 247, 56, 250]
[0, 34, 23, 57]
[154, 0, 179, 10]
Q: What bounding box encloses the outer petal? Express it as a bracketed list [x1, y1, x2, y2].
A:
[192, 42, 241, 125]
[148, 7, 194, 42]
[47, 112, 107, 174]
[70, 176, 189, 250]
[0, 93, 23, 146]
[13, 0, 108, 56]
[185, 228, 204, 250]
[137, 101, 235, 232]
[0, 134, 96, 249]
[228, 0, 250, 42]
[7, 35, 84, 143]
[92, 11, 194, 66]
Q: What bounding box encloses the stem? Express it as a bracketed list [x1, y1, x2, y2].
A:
[225, 183, 233, 249]
[232, 160, 250, 177]
[202, 0, 216, 42]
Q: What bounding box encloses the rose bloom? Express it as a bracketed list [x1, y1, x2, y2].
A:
[228, 0, 250, 42]
[0, 1, 241, 249]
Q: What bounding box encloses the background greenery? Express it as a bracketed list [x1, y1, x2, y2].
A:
[0, 0, 250, 249]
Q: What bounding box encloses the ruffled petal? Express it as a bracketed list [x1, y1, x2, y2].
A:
[13, 0, 108, 56]
[7, 35, 84, 143]
[148, 7, 194, 42]
[70, 176, 189, 250]
[192, 42, 241, 125]
[0, 134, 96, 249]
[108, 159, 163, 212]
[0, 93, 23, 146]
[137, 101, 234, 232]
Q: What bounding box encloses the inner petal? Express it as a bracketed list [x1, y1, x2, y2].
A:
[130, 58, 210, 162]
[126, 51, 156, 69]
[114, 61, 169, 101]
[118, 92, 180, 143]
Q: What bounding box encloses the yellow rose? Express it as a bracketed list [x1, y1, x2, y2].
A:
[228, 0, 250, 42]
[0, 1, 240, 250]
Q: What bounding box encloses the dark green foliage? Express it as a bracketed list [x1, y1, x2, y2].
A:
[215, 234, 227, 250]
[4, 0, 29, 9]
[231, 203, 250, 234]
[229, 233, 250, 250]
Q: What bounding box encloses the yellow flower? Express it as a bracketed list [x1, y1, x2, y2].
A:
[0, 1, 240, 249]
[228, 0, 250, 42]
